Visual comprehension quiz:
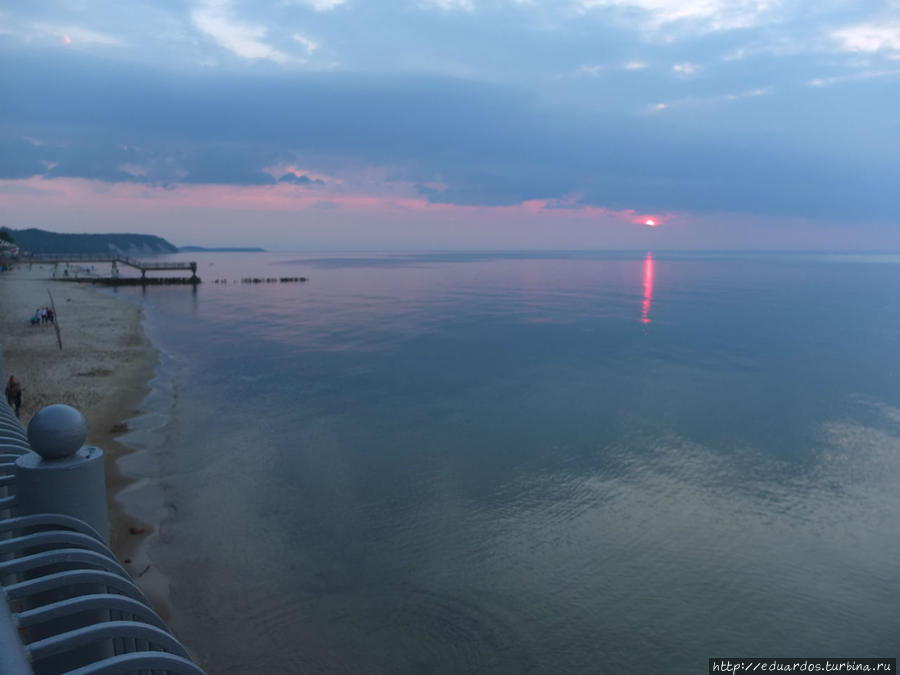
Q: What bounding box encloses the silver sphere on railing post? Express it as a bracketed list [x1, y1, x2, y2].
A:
[27, 404, 87, 459]
[16, 404, 109, 544]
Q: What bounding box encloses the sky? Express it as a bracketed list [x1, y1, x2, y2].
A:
[0, 0, 898, 250]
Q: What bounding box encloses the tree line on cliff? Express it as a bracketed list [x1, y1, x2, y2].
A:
[0, 228, 178, 256]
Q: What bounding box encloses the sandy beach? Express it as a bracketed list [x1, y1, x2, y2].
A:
[0, 264, 164, 607]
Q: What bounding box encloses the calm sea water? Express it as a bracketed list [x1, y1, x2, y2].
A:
[113, 251, 900, 673]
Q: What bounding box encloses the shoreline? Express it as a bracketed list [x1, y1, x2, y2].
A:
[0, 265, 171, 617]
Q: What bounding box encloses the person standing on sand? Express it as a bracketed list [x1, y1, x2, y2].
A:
[5, 376, 22, 418]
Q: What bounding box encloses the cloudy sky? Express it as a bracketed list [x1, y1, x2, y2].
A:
[1, 0, 898, 249]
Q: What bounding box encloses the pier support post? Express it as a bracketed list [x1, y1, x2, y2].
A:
[16, 404, 109, 544]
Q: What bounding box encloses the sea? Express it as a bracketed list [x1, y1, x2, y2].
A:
[109, 251, 900, 673]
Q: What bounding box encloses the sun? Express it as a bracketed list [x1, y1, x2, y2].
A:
[644, 218, 657, 227]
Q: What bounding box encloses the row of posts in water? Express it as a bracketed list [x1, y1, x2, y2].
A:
[212, 276, 309, 284]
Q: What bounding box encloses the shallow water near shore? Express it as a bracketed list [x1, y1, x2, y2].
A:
[112, 251, 900, 673]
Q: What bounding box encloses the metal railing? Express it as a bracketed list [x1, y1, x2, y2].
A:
[26, 255, 196, 273]
[0, 396, 206, 674]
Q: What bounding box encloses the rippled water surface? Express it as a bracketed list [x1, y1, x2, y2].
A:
[115, 251, 900, 673]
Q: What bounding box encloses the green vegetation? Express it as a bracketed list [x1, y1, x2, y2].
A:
[4, 228, 177, 255]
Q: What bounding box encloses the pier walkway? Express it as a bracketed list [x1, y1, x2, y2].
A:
[28, 255, 198, 282]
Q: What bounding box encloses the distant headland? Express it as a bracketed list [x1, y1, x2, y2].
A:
[0, 227, 265, 256]
[177, 246, 267, 253]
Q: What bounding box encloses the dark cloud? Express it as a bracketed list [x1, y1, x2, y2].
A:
[278, 173, 324, 185]
[1, 49, 897, 222]
[176, 146, 278, 185]
[0, 138, 52, 179]
[0, 132, 281, 186]
[0, 50, 535, 157]
[42, 141, 147, 182]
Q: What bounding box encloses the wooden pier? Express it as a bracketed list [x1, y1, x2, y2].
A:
[28, 254, 199, 285]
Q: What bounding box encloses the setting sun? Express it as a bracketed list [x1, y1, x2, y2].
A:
[644, 218, 657, 227]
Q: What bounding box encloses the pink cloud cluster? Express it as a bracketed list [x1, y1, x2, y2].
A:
[0, 176, 665, 226]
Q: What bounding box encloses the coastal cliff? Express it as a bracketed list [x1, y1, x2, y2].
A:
[2, 227, 178, 256]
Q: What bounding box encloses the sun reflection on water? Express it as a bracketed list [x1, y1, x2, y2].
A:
[642, 252, 654, 325]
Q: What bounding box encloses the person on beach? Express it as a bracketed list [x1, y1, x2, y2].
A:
[5, 376, 22, 418]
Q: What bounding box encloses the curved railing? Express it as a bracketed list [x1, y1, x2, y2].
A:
[0, 397, 205, 674]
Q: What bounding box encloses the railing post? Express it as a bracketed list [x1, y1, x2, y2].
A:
[16, 405, 109, 544]
[14, 406, 113, 672]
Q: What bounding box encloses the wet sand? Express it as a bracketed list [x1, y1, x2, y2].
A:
[0, 264, 168, 614]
